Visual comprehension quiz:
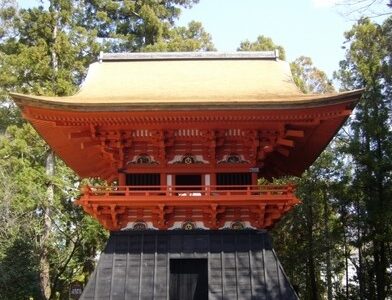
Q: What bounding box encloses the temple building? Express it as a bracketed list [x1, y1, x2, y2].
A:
[11, 52, 362, 299]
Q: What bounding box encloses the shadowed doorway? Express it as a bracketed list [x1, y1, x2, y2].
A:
[169, 259, 208, 300]
[175, 174, 202, 186]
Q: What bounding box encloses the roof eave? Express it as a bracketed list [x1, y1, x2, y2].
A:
[10, 89, 364, 112]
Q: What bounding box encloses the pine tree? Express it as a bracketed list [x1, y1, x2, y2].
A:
[335, 17, 392, 299]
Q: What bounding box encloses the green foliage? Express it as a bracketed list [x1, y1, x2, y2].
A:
[237, 35, 286, 60]
[0, 235, 41, 299]
[334, 17, 392, 299]
[0, 5, 100, 96]
[143, 21, 215, 52]
[273, 149, 350, 299]
[237, 35, 334, 95]
[76, 0, 200, 51]
[0, 124, 109, 299]
[290, 56, 335, 94]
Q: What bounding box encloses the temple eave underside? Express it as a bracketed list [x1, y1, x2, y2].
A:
[20, 99, 356, 180]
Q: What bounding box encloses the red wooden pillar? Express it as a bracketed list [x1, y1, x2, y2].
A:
[161, 173, 167, 187]
[251, 172, 258, 185]
[119, 173, 126, 186]
[210, 173, 216, 186]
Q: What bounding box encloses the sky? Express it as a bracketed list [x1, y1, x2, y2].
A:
[177, 0, 354, 78]
[17, 0, 388, 79]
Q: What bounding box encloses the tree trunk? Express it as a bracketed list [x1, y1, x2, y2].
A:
[39, 150, 55, 300]
[356, 197, 365, 300]
[306, 193, 320, 300]
[374, 238, 387, 300]
[344, 232, 349, 299]
[374, 135, 387, 300]
[322, 190, 333, 300]
[39, 3, 58, 298]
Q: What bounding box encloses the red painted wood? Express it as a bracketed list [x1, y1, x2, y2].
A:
[19, 98, 357, 230]
[77, 184, 300, 230]
[22, 101, 355, 180]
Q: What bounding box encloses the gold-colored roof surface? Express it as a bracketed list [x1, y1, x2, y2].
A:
[11, 52, 362, 111]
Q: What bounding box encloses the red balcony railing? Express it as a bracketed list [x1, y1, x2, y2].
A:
[77, 184, 300, 231]
[81, 184, 295, 200]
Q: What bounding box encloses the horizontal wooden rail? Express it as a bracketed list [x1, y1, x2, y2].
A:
[82, 184, 295, 199]
[77, 184, 300, 231]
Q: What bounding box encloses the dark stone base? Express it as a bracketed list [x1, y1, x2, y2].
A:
[81, 230, 298, 300]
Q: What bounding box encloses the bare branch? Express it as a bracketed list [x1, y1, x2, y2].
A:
[336, 0, 392, 19]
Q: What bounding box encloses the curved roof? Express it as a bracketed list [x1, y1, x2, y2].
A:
[9, 52, 363, 180]
[10, 52, 362, 111]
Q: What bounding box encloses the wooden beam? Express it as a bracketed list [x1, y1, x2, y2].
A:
[69, 131, 91, 139]
[285, 130, 304, 138]
[276, 138, 294, 147]
[81, 140, 101, 149]
[276, 147, 290, 157]
[341, 109, 353, 116]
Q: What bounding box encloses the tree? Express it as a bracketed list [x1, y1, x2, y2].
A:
[1, 2, 88, 298]
[75, 0, 200, 52]
[237, 35, 286, 60]
[290, 56, 334, 94]
[238, 36, 333, 94]
[275, 16, 392, 300]
[143, 20, 215, 52]
[273, 149, 351, 300]
[0, 1, 106, 298]
[0, 124, 108, 300]
[335, 17, 392, 299]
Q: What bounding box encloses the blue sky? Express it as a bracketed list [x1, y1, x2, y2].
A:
[177, 0, 355, 78]
[17, 0, 387, 78]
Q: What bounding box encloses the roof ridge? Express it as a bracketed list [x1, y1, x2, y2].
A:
[99, 50, 280, 62]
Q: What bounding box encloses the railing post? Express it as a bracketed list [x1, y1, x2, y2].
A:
[81, 185, 89, 196]
[167, 185, 171, 197]
[287, 184, 293, 195]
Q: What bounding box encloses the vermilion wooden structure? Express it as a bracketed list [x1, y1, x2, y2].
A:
[78, 184, 297, 230]
[11, 52, 362, 231]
